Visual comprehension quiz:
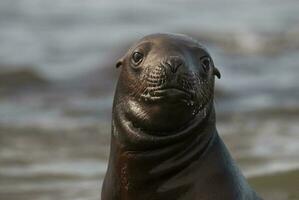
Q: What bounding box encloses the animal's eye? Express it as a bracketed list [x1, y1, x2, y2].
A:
[200, 57, 211, 73]
[131, 52, 144, 66]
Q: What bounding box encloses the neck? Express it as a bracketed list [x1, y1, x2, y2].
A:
[103, 101, 218, 199]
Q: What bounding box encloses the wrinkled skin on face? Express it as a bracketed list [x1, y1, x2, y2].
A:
[115, 33, 221, 133]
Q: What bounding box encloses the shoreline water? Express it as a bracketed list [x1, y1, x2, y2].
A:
[1, 113, 298, 200]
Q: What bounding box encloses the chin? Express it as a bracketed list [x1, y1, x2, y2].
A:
[129, 100, 196, 133]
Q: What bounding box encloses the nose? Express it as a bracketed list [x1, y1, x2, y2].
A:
[164, 56, 184, 73]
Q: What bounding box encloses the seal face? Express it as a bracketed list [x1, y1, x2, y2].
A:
[102, 33, 262, 200]
[116, 33, 220, 133]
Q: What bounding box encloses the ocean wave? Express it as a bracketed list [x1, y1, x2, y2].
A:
[187, 28, 299, 55]
[0, 66, 49, 94]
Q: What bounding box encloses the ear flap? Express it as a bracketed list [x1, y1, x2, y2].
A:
[115, 57, 124, 68]
[213, 67, 221, 79]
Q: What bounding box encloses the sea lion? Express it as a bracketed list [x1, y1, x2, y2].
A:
[101, 33, 262, 200]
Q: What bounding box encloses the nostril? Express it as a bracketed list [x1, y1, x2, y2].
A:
[165, 56, 184, 73]
[174, 57, 183, 66]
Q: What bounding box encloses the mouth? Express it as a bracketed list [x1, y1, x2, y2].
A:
[141, 86, 195, 104]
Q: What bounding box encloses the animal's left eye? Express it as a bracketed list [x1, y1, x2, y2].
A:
[200, 57, 211, 73]
[131, 52, 144, 66]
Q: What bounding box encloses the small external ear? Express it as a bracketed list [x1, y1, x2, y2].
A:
[213, 67, 221, 79]
[115, 58, 124, 68]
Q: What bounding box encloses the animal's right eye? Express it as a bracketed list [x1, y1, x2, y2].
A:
[131, 52, 144, 66]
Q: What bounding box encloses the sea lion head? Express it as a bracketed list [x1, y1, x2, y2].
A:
[115, 33, 221, 134]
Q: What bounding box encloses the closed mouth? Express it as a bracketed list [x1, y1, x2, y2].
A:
[141, 87, 195, 103]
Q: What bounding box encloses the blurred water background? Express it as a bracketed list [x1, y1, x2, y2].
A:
[0, 0, 299, 199]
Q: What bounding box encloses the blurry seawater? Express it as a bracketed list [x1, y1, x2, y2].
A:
[0, 0, 299, 199]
